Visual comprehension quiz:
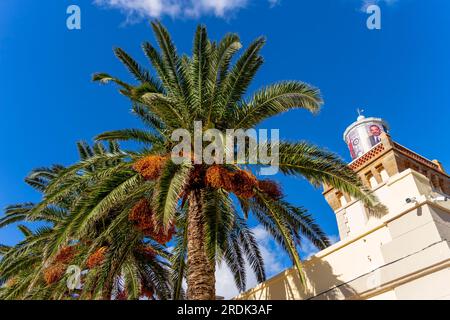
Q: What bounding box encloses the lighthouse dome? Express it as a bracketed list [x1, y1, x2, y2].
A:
[343, 114, 389, 160]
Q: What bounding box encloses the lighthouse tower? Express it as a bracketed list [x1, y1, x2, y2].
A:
[238, 114, 450, 300]
[324, 114, 450, 240]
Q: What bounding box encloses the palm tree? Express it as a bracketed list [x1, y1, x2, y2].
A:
[0, 224, 172, 300]
[0, 142, 172, 300]
[20, 22, 380, 300]
[88, 22, 380, 300]
[1, 140, 261, 300]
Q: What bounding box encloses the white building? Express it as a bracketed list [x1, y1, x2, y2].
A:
[237, 115, 450, 300]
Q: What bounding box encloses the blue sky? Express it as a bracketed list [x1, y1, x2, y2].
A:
[1, 0, 450, 297]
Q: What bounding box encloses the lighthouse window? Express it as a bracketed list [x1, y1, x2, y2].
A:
[376, 165, 389, 182]
[438, 178, 445, 192]
[365, 171, 378, 189]
[337, 192, 348, 207]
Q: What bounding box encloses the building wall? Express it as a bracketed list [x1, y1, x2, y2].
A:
[393, 268, 450, 300]
[235, 170, 450, 300]
[323, 135, 450, 241]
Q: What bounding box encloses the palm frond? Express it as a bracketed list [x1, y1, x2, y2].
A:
[233, 81, 323, 129]
[154, 160, 192, 228]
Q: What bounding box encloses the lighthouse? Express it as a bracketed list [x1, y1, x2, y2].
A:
[343, 113, 389, 160]
[325, 114, 449, 240]
[238, 115, 450, 300]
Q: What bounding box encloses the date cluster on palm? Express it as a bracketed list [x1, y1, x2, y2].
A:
[138, 245, 157, 260]
[132, 156, 284, 202]
[258, 179, 283, 200]
[86, 246, 108, 269]
[129, 198, 175, 244]
[205, 165, 283, 200]
[43, 245, 78, 285]
[43, 263, 67, 285]
[115, 290, 128, 300]
[132, 155, 168, 180]
[205, 166, 257, 198]
[5, 277, 17, 288]
[141, 284, 154, 299]
[55, 245, 77, 264]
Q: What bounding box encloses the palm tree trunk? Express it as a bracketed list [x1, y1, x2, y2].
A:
[186, 190, 216, 300]
[102, 280, 113, 300]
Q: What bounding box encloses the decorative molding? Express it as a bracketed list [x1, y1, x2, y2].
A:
[349, 143, 386, 170]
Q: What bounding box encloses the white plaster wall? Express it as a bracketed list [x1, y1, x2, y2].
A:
[236, 170, 450, 300]
[394, 267, 450, 300]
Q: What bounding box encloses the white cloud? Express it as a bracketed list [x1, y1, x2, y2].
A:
[215, 225, 287, 299]
[215, 263, 257, 300]
[360, 0, 398, 11]
[328, 234, 340, 245]
[251, 225, 285, 274]
[300, 240, 319, 260]
[300, 234, 341, 259]
[268, 0, 280, 8]
[185, 0, 248, 18]
[93, 0, 277, 20]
